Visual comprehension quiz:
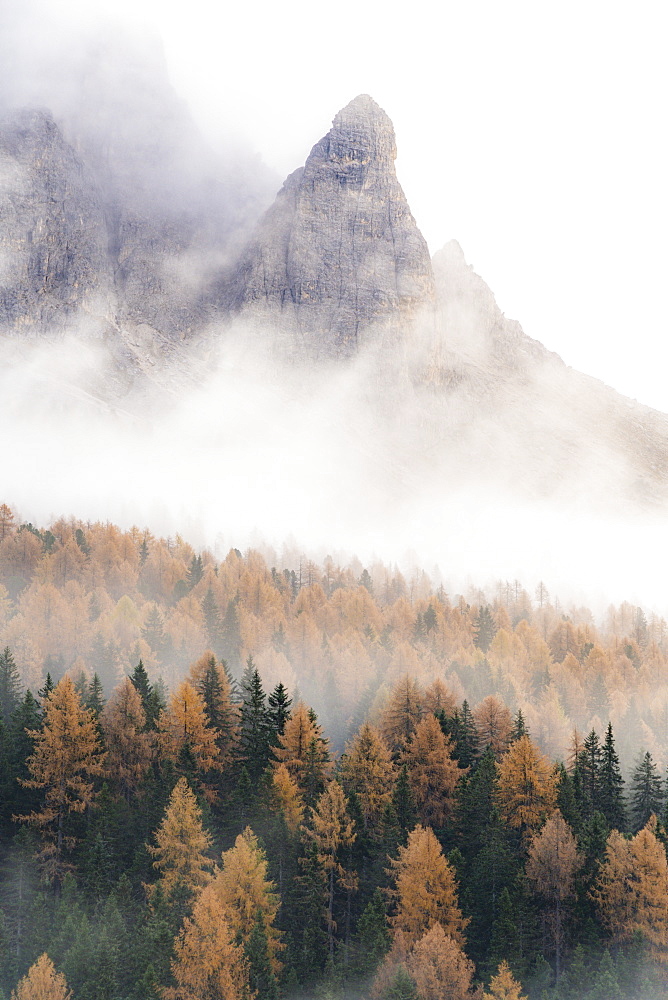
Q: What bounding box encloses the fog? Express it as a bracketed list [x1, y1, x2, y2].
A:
[1, 321, 666, 620]
[1, 0, 667, 621]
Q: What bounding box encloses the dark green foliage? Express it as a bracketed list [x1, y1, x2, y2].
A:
[201, 586, 225, 658]
[391, 765, 416, 841]
[0, 649, 21, 725]
[130, 660, 163, 729]
[239, 658, 272, 781]
[353, 889, 390, 974]
[381, 965, 417, 1000]
[587, 949, 621, 1000]
[510, 708, 529, 742]
[598, 722, 625, 832]
[187, 554, 204, 590]
[246, 911, 279, 1000]
[630, 750, 663, 831]
[268, 682, 292, 742]
[576, 729, 602, 822]
[474, 605, 496, 652]
[556, 764, 581, 834]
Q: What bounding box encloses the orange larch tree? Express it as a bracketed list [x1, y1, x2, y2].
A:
[483, 960, 527, 1000]
[17, 675, 105, 879]
[306, 780, 357, 959]
[406, 923, 476, 1000]
[147, 776, 213, 903]
[163, 880, 251, 1000]
[496, 734, 557, 835]
[215, 826, 283, 975]
[400, 713, 461, 829]
[101, 677, 153, 801]
[339, 723, 396, 833]
[525, 810, 583, 979]
[388, 824, 468, 947]
[11, 954, 71, 1000]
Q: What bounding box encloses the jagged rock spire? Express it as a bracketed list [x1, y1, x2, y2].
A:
[225, 95, 434, 355]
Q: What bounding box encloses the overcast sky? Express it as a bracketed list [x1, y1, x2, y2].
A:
[56, 0, 667, 414]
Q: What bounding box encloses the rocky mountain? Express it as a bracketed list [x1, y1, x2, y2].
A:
[224, 95, 434, 356]
[2, 52, 668, 514]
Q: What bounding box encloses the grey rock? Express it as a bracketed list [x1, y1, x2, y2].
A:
[225, 94, 435, 355]
[0, 108, 114, 334]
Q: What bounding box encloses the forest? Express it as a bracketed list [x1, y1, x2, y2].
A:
[0, 503, 667, 1000]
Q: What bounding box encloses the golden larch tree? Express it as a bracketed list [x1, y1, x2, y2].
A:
[272, 701, 331, 795]
[406, 923, 475, 1000]
[147, 777, 213, 901]
[101, 677, 153, 801]
[379, 676, 423, 753]
[163, 880, 251, 1000]
[339, 723, 396, 833]
[401, 713, 461, 828]
[591, 818, 668, 959]
[158, 680, 221, 793]
[215, 826, 283, 974]
[483, 961, 527, 1000]
[473, 696, 512, 757]
[525, 810, 582, 978]
[271, 763, 305, 835]
[11, 954, 71, 1000]
[389, 824, 468, 947]
[496, 735, 557, 834]
[306, 780, 357, 959]
[188, 651, 240, 765]
[18, 675, 105, 876]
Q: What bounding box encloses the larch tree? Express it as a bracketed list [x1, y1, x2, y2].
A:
[189, 651, 239, 765]
[473, 696, 512, 757]
[306, 780, 357, 959]
[525, 810, 583, 979]
[163, 880, 251, 1000]
[400, 713, 461, 829]
[483, 960, 527, 1000]
[147, 776, 213, 902]
[17, 675, 105, 879]
[379, 676, 423, 754]
[157, 680, 221, 795]
[272, 701, 331, 802]
[496, 735, 557, 835]
[271, 763, 305, 835]
[10, 953, 71, 1000]
[215, 826, 283, 975]
[389, 824, 468, 947]
[406, 923, 475, 1000]
[101, 677, 153, 801]
[339, 723, 396, 833]
[592, 818, 668, 959]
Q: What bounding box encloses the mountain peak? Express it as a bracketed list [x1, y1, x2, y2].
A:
[225, 97, 432, 353]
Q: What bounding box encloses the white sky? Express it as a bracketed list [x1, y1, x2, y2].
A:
[66, 0, 668, 414]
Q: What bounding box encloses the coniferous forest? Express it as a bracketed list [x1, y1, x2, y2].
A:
[1, 504, 668, 1000]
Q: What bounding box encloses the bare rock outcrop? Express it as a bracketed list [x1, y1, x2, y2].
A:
[0, 108, 114, 335]
[225, 95, 435, 355]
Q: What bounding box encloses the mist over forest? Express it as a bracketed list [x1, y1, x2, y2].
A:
[2, 3, 668, 1000]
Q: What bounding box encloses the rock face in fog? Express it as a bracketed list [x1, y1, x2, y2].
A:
[225, 95, 435, 354]
[403, 239, 668, 509]
[0, 109, 114, 334]
[0, 24, 275, 373]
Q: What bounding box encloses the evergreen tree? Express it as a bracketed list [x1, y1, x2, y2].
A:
[200, 587, 224, 658]
[186, 554, 204, 590]
[130, 660, 162, 730]
[245, 912, 279, 1000]
[599, 722, 626, 832]
[0, 647, 21, 725]
[86, 673, 105, 719]
[630, 751, 663, 831]
[577, 729, 602, 821]
[474, 606, 496, 652]
[392, 764, 417, 842]
[239, 657, 272, 781]
[267, 682, 292, 743]
[509, 709, 529, 743]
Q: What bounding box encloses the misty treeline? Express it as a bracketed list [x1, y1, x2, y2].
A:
[1, 506, 668, 998]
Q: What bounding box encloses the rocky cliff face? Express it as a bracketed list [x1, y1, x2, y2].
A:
[225, 95, 435, 355]
[0, 108, 114, 335]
